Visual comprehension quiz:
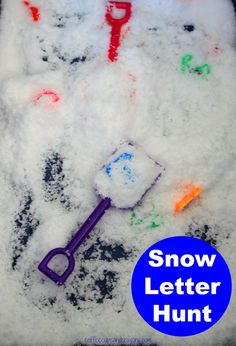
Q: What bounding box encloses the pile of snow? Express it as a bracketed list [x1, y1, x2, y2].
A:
[94, 142, 164, 209]
[0, 0, 235, 346]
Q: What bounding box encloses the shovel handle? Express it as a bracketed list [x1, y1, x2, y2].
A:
[106, 1, 132, 26]
[38, 247, 75, 285]
[106, 1, 132, 61]
[38, 198, 111, 285]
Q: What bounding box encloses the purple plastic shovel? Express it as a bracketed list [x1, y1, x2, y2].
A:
[38, 198, 111, 285]
[38, 143, 164, 285]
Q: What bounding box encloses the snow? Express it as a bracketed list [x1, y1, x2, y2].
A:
[0, 0, 235, 345]
[94, 142, 164, 209]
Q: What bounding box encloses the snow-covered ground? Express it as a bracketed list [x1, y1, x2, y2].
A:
[0, 0, 235, 345]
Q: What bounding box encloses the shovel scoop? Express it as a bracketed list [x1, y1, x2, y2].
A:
[38, 142, 164, 285]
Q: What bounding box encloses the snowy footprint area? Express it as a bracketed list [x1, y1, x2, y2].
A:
[0, 0, 235, 346]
